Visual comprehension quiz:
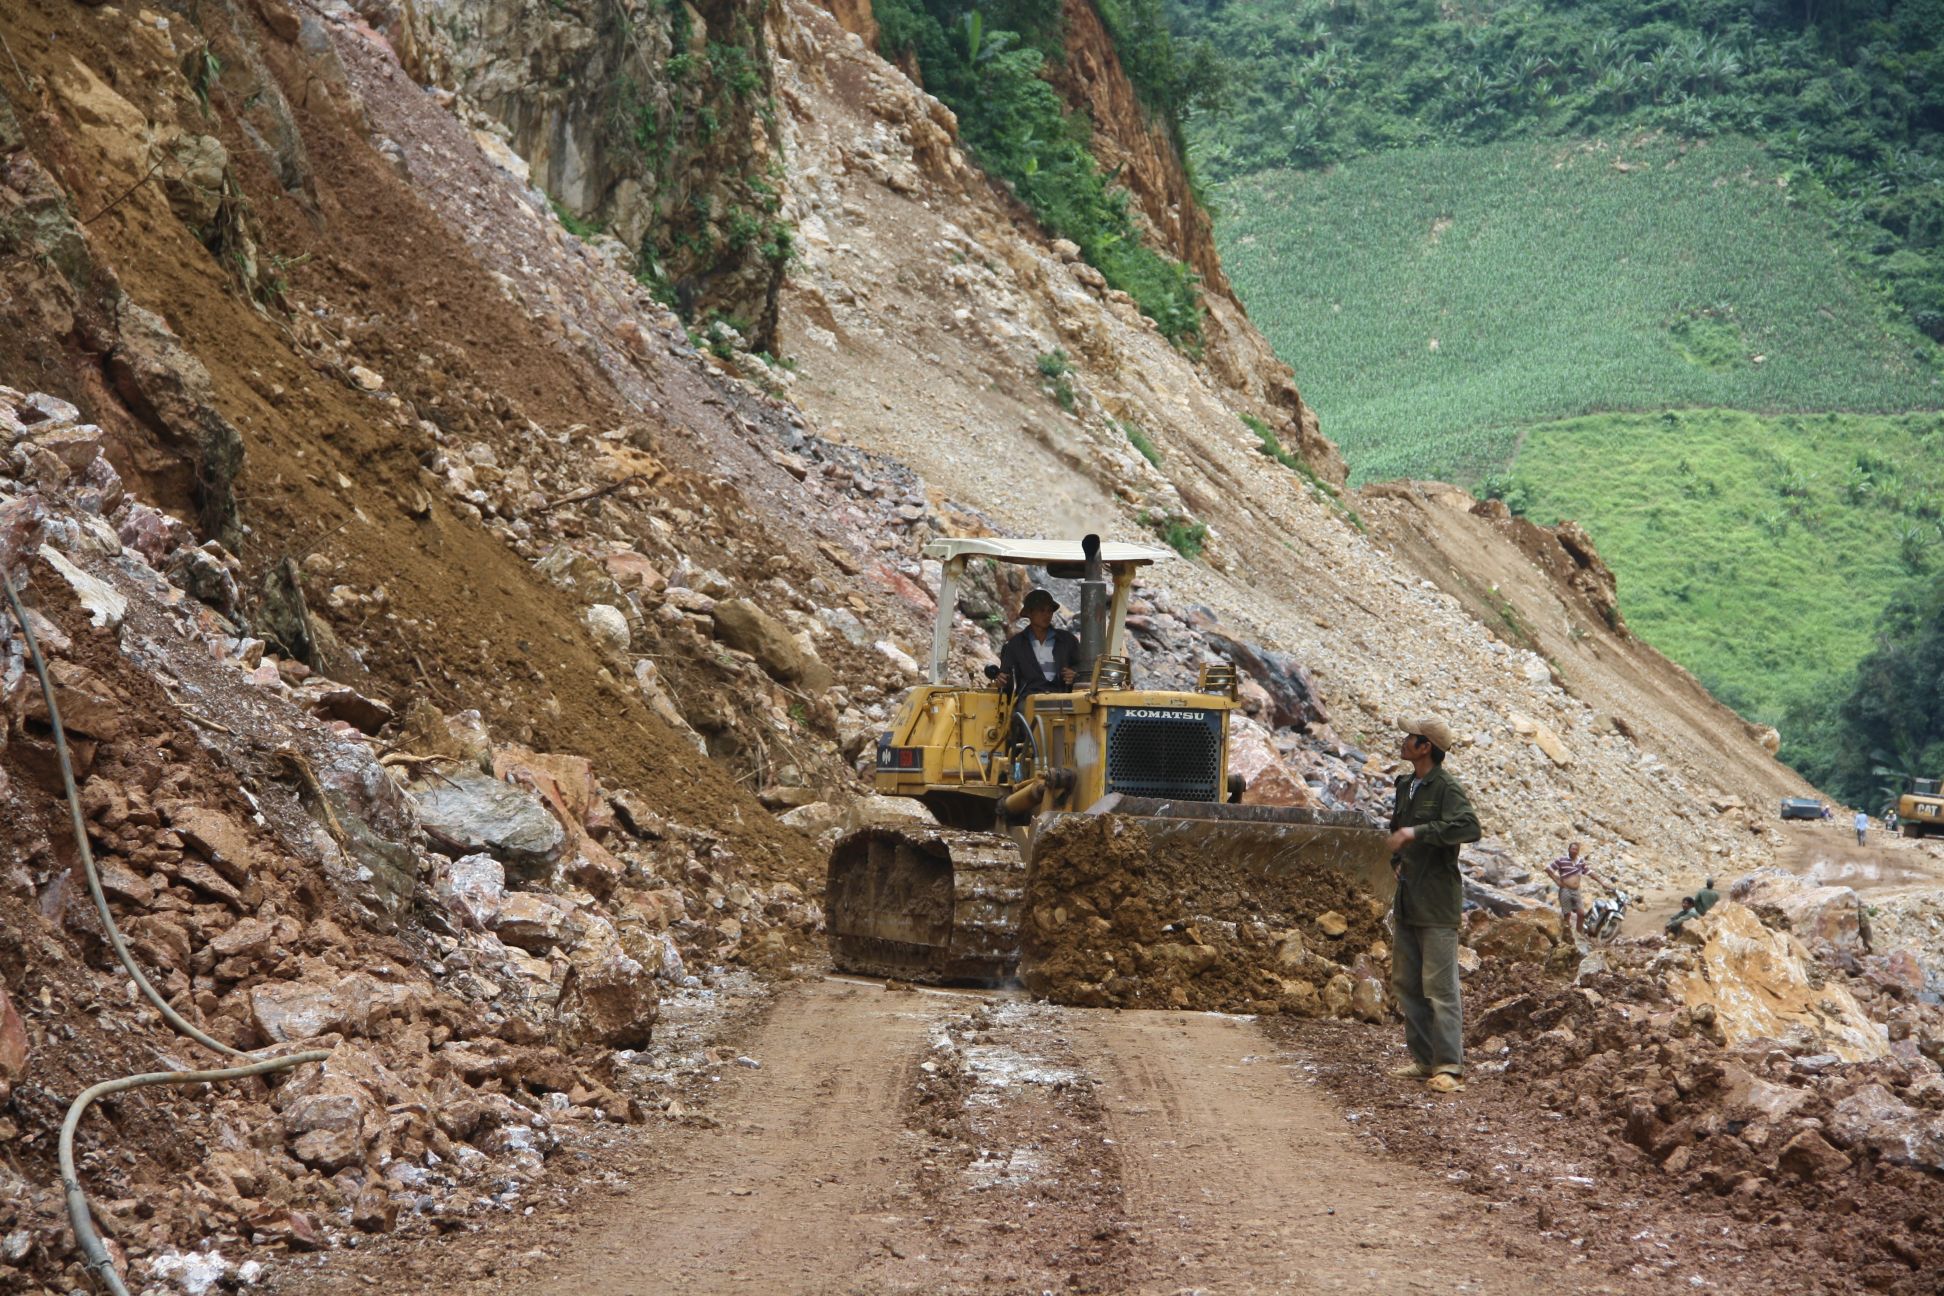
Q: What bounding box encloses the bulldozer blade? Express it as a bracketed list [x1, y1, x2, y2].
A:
[1039, 794, 1397, 906]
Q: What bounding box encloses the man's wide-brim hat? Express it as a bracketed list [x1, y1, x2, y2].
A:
[1021, 588, 1061, 614]
[1402, 716, 1461, 754]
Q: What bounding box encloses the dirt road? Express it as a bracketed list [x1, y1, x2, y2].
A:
[1075, 1011, 1553, 1293]
[292, 978, 1620, 1295]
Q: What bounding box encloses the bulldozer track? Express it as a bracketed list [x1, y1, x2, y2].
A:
[827, 825, 1027, 984]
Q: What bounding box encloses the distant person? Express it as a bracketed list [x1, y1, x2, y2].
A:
[1821, 804, 1833, 820]
[995, 589, 1079, 698]
[1544, 840, 1609, 936]
[1854, 810, 1869, 845]
[1386, 717, 1482, 1095]
[1693, 877, 1721, 915]
[1666, 897, 1701, 935]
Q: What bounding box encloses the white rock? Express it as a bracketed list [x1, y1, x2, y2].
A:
[37, 545, 125, 629]
[585, 603, 631, 653]
[875, 639, 919, 673]
[437, 853, 506, 927]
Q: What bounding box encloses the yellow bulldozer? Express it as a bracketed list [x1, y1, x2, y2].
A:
[1898, 777, 1943, 838]
[826, 535, 1394, 983]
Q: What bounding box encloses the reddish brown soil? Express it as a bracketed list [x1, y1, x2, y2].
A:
[1019, 812, 1387, 1012]
[0, 0, 828, 885]
[1277, 951, 1944, 1296]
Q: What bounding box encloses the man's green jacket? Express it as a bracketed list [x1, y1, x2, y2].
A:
[1389, 766, 1482, 928]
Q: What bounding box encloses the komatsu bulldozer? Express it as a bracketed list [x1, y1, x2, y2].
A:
[826, 534, 1394, 983]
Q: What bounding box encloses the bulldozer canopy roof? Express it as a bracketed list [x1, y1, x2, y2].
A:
[922, 538, 1175, 568]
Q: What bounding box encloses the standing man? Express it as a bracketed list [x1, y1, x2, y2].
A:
[1544, 841, 1609, 936]
[996, 589, 1079, 697]
[1387, 717, 1482, 1094]
[1854, 809, 1870, 846]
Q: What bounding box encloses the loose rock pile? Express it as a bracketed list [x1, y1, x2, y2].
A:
[1452, 883, 1944, 1293]
[0, 405, 827, 1292]
[1018, 814, 1390, 1017]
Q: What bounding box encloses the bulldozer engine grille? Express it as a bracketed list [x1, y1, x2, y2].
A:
[1105, 707, 1223, 801]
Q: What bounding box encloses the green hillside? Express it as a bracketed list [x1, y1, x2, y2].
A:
[1506, 409, 1944, 737]
[1161, 0, 1944, 799]
[1219, 136, 1941, 484]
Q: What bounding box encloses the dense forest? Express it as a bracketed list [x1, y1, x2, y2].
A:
[1796, 577, 1944, 813]
[873, 0, 1213, 342]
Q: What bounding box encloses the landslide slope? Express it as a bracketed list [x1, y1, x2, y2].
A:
[770, 0, 1819, 900]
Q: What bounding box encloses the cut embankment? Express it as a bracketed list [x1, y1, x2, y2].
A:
[1503, 407, 1944, 747]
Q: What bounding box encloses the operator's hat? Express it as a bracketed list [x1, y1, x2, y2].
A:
[1401, 715, 1461, 754]
[1021, 588, 1061, 614]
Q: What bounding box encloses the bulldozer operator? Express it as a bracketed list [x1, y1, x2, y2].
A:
[995, 588, 1080, 697]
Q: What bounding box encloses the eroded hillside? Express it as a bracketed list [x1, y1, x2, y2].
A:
[0, 0, 1940, 1293]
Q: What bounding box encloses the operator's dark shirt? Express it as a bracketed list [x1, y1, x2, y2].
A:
[1389, 765, 1483, 928]
[997, 627, 1080, 697]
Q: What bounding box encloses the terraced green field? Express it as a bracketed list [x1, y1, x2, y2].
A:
[1507, 409, 1944, 734]
[1218, 136, 1941, 485]
[1215, 135, 1944, 761]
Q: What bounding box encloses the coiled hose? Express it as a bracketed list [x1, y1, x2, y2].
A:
[4, 573, 329, 1294]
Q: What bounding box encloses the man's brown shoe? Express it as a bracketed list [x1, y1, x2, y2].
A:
[1388, 1062, 1430, 1078]
[1426, 1072, 1465, 1093]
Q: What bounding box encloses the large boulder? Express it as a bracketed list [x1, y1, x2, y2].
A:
[303, 731, 427, 919]
[273, 1049, 386, 1173]
[1508, 713, 1571, 767]
[412, 772, 566, 880]
[492, 892, 569, 953]
[1206, 634, 1323, 730]
[434, 853, 505, 928]
[1828, 1084, 1944, 1171]
[1672, 902, 1886, 1061]
[1733, 869, 1869, 952]
[1227, 716, 1313, 807]
[561, 930, 658, 1048]
[1468, 910, 1559, 963]
[712, 598, 833, 691]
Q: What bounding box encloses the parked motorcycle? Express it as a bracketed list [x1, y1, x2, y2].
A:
[1583, 889, 1630, 942]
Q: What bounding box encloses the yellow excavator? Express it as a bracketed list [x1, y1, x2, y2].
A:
[1898, 777, 1943, 838]
[826, 535, 1394, 983]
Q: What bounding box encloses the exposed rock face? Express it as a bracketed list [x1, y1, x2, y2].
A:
[1734, 868, 1870, 953]
[404, 0, 788, 343]
[1046, 0, 1337, 483]
[713, 596, 833, 689]
[1673, 902, 1886, 1062]
[1829, 1084, 1944, 1171]
[1048, 0, 1223, 297]
[813, 0, 879, 46]
[0, 94, 247, 543]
